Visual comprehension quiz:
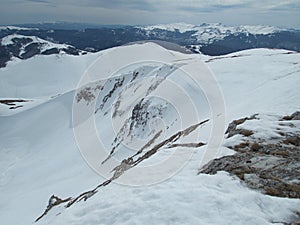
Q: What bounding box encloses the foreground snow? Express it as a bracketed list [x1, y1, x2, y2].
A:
[41, 161, 300, 225]
[0, 44, 299, 225]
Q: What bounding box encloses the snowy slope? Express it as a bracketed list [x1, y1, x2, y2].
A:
[0, 50, 100, 115]
[204, 49, 300, 121]
[0, 44, 300, 225]
[0, 51, 98, 98]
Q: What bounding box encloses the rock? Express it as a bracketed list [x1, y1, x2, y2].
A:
[21, 43, 40, 59]
[283, 135, 300, 146]
[282, 111, 300, 120]
[225, 114, 257, 138]
[42, 48, 60, 55]
[200, 112, 300, 199]
[291, 111, 300, 120]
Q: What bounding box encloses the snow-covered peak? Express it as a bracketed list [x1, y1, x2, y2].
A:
[0, 26, 38, 31]
[141, 22, 283, 34]
[194, 23, 283, 43]
[239, 25, 282, 35]
[0, 34, 85, 67]
[140, 22, 197, 33]
[197, 23, 282, 35]
[140, 23, 285, 43]
[1, 34, 70, 50]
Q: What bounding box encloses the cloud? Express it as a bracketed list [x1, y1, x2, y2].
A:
[0, 0, 299, 28]
[149, 0, 300, 13]
[178, 2, 250, 13]
[26, 0, 51, 3]
[23, 0, 157, 11]
[266, 1, 300, 11]
[90, 0, 156, 11]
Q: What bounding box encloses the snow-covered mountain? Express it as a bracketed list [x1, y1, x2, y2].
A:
[1, 34, 82, 56]
[0, 26, 39, 31]
[0, 34, 85, 67]
[140, 22, 284, 43]
[1, 22, 299, 59]
[0, 43, 300, 225]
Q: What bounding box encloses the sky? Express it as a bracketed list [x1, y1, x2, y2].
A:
[1, 0, 300, 28]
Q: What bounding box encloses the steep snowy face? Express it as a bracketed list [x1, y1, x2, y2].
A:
[72, 43, 225, 185]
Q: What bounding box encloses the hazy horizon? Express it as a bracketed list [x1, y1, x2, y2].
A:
[1, 21, 299, 30]
[1, 0, 300, 29]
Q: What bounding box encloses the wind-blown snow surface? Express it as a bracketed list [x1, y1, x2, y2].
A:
[0, 44, 300, 225]
[0, 51, 98, 115]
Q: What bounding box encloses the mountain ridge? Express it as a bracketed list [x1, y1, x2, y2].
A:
[0, 22, 299, 67]
[1, 43, 299, 225]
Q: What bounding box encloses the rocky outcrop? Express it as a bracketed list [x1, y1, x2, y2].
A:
[282, 111, 300, 121]
[225, 114, 257, 138]
[35, 195, 71, 222]
[200, 112, 300, 199]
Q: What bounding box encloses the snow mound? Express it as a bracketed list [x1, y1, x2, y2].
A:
[140, 22, 197, 33]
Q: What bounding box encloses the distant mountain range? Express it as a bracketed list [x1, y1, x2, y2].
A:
[0, 22, 300, 67]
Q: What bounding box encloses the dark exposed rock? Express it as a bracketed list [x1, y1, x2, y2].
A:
[283, 135, 300, 147]
[63, 46, 80, 55]
[0, 45, 11, 67]
[200, 143, 300, 198]
[98, 77, 125, 112]
[282, 111, 300, 121]
[225, 114, 258, 138]
[9, 105, 23, 109]
[76, 83, 103, 106]
[21, 43, 40, 59]
[76, 86, 96, 105]
[291, 112, 300, 120]
[35, 195, 71, 222]
[200, 112, 300, 199]
[0, 99, 28, 106]
[41, 48, 60, 55]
